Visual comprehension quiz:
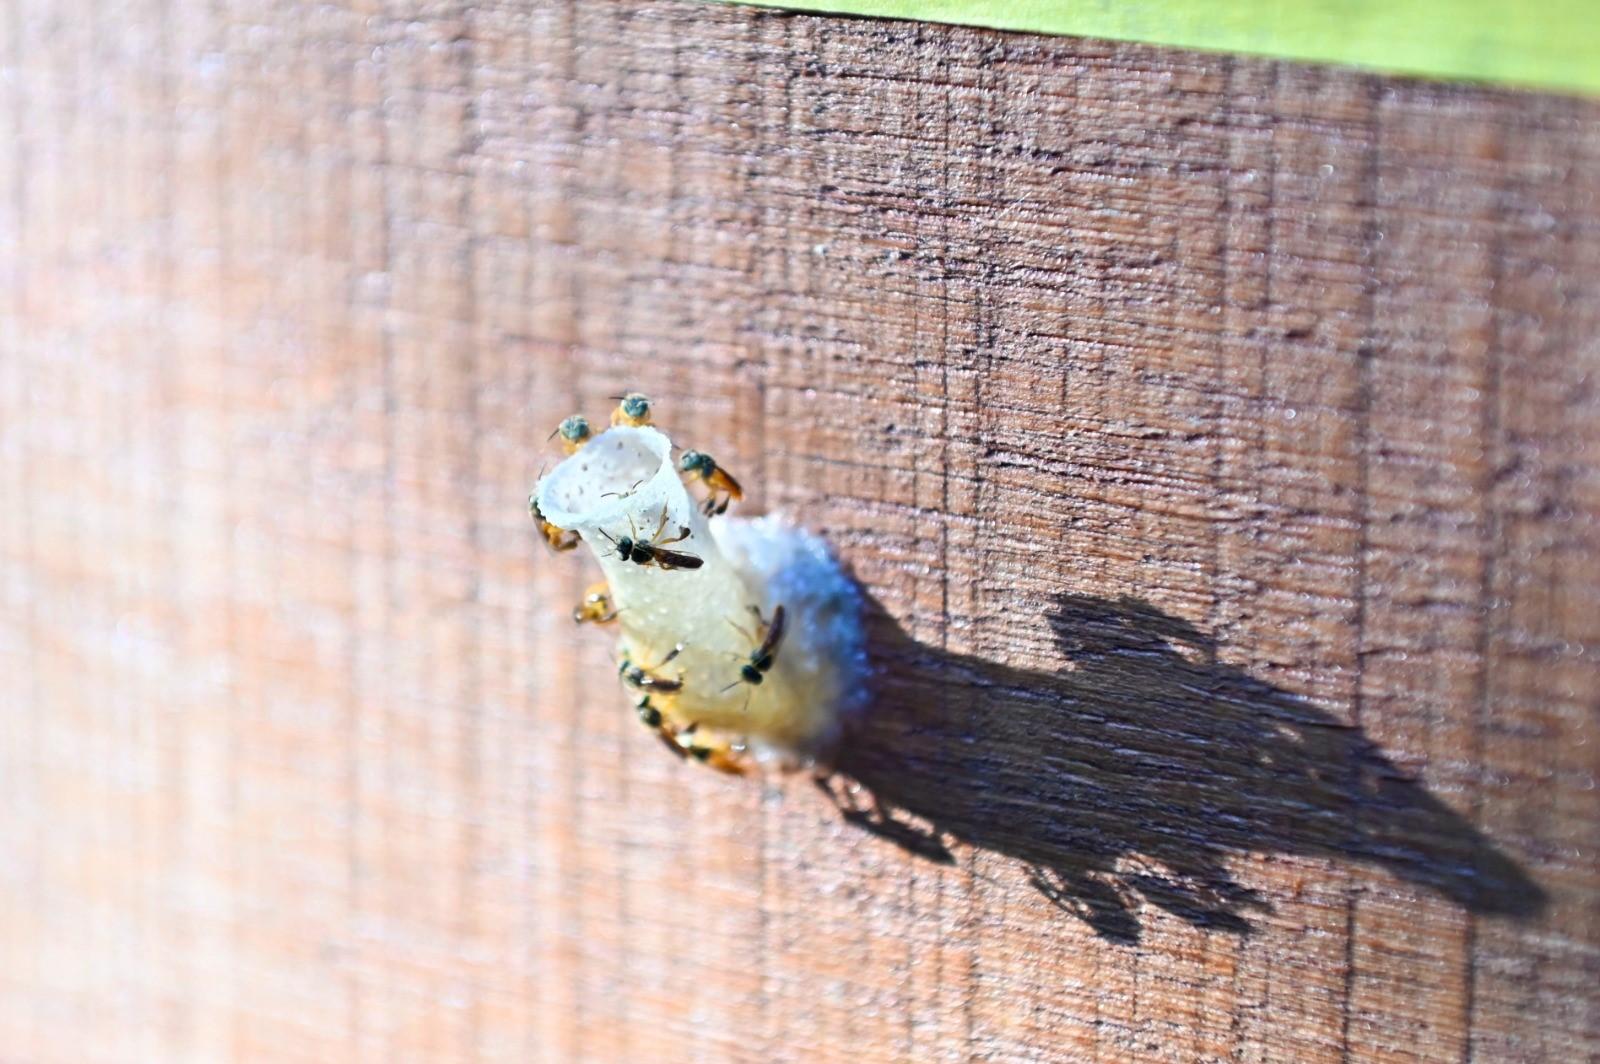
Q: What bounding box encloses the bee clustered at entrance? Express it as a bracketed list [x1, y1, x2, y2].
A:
[531, 394, 868, 773]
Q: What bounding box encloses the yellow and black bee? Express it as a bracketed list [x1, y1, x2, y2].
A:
[679, 450, 744, 516]
[549, 414, 593, 455]
[572, 582, 620, 625]
[610, 392, 652, 428]
[529, 492, 580, 552]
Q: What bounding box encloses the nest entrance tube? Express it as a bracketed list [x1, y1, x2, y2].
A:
[534, 424, 869, 763]
[539, 427, 674, 533]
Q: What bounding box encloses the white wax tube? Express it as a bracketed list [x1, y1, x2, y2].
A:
[535, 426, 867, 759]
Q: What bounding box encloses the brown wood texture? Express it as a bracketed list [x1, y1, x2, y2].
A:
[2, 1, 1598, 1060]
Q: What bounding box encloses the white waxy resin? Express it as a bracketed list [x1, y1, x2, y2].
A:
[535, 426, 867, 758]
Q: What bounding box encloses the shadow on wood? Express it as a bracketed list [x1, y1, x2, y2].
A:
[822, 590, 1547, 944]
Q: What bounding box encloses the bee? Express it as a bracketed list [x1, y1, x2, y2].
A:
[548, 414, 593, 455]
[722, 604, 787, 693]
[679, 450, 744, 516]
[634, 695, 699, 763]
[619, 644, 685, 694]
[633, 695, 747, 774]
[598, 506, 703, 571]
[677, 722, 748, 776]
[572, 582, 620, 625]
[610, 392, 653, 428]
[528, 492, 580, 552]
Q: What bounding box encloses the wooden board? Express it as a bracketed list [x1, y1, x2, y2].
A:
[1, 1, 1596, 1060]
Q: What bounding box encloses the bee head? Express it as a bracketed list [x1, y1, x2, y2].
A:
[558, 414, 591, 444]
[679, 449, 712, 476]
[619, 393, 651, 421]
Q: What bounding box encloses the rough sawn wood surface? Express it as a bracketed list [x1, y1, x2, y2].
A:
[1, 1, 1597, 1060]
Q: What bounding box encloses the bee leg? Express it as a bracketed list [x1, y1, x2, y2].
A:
[655, 521, 693, 548]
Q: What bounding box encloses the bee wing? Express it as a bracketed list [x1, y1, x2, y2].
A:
[651, 548, 704, 570]
[653, 729, 689, 760]
[759, 603, 787, 657]
[712, 465, 744, 500]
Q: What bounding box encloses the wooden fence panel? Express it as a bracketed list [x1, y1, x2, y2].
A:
[0, 1, 1596, 1060]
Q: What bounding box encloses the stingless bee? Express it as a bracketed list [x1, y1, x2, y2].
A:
[633, 694, 688, 759]
[598, 506, 703, 571]
[632, 698, 745, 773]
[549, 414, 593, 455]
[610, 392, 653, 428]
[572, 582, 621, 624]
[722, 603, 787, 694]
[679, 449, 744, 516]
[619, 644, 685, 694]
[677, 722, 748, 775]
[528, 492, 580, 552]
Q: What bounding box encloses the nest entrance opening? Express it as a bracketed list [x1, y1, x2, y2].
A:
[540, 427, 671, 528]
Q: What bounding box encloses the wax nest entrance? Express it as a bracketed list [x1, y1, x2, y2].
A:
[533, 399, 868, 771]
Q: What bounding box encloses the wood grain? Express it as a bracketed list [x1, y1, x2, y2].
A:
[1, 2, 1597, 1060]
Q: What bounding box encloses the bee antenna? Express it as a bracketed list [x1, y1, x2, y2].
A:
[720, 680, 744, 693]
[546, 425, 561, 442]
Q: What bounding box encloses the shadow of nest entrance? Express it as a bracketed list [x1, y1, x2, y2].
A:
[818, 590, 1545, 945]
